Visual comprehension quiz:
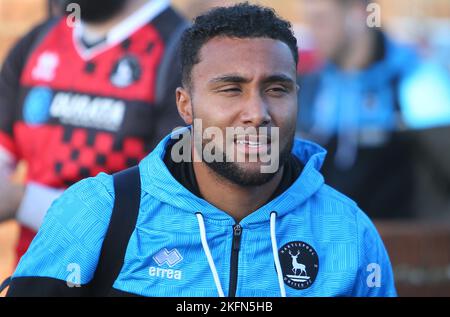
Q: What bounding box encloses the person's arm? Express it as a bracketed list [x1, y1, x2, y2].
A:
[351, 210, 397, 297]
[0, 145, 65, 228]
[7, 173, 115, 297]
[0, 19, 57, 222]
[399, 60, 450, 183]
[415, 126, 450, 186]
[0, 149, 23, 222]
[15, 182, 65, 231]
[0, 29, 24, 222]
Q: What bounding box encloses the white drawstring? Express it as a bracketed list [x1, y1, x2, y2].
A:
[196, 211, 286, 297]
[270, 211, 287, 297]
[196, 213, 225, 297]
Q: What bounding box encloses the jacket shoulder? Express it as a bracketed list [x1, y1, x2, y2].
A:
[12, 173, 115, 284]
[313, 185, 397, 296]
[316, 184, 360, 215]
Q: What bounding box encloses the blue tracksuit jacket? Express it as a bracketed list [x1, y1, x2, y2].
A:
[9, 131, 397, 297]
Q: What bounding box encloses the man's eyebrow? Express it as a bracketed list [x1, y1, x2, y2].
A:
[208, 74, 251, 84]
[208, 74, 295, 85]
[262, 74, 295, 85]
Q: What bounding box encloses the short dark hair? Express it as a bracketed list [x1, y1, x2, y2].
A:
[179, 2, 299, 89]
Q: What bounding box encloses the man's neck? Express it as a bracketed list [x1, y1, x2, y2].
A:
[83, 0, 149, 38]
[192, 160, 284, 223]
[336, 28, 377, 71]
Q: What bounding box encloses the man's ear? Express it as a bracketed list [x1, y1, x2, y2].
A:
[176, 87, 193, 125]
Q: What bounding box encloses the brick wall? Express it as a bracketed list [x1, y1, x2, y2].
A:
[375, 221, 450, 296]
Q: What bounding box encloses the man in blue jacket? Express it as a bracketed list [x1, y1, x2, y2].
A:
[296, 0, 450, 219]
[6, 3, 396, 297]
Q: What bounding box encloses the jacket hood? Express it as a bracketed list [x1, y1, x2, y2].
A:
[139, 127, 327, 225]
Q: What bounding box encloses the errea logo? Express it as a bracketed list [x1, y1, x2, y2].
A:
[149, 248, 183, 280]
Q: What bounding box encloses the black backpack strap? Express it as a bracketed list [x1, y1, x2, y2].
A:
[0, 276, 11, 294]
[88, 166, 141, 296]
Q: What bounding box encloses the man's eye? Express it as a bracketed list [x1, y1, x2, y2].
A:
[267, 86, 289, 94]
[219, 88, 241, 93]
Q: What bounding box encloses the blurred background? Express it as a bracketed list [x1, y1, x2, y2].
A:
[0, 0, 449, 296]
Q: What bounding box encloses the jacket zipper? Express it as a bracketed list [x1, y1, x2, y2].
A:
[228, 224, 242, 297]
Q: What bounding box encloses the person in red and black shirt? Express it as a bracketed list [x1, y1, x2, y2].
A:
[0, 0, 187, 262]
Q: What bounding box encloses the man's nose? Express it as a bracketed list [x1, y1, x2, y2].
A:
[240, 92, 271, 127]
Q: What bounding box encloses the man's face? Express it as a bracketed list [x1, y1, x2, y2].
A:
[180, 37, 298, 186]
[302, 0, 349, 61]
